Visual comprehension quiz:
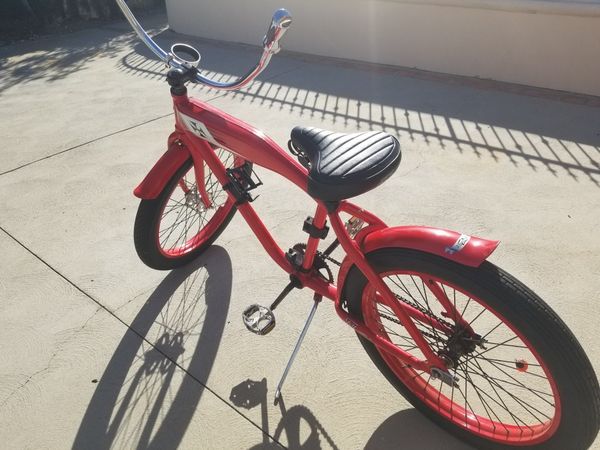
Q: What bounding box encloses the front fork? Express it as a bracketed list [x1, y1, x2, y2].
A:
[190, 159, 213, 208]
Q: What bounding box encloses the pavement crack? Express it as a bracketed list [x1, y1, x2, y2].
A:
[111, 287, 155, 314]
[1, 355, 56, 408]
[73, 306, 104, 333]
[0, 112, 173, 177]
[0, 57, 302, 179]
[0, 306, 103, 408]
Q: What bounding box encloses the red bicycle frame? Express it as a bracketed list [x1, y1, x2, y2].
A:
[134, 90, 500, 374]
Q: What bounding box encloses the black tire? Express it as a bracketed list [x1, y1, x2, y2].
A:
[343, 248, 600, 450]
[134, 155, 245, 270]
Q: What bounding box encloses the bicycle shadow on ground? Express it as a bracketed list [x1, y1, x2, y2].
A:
[73, 245, 232, 450]
[229, 378, 472, 450]
[230, 378, 338, 450]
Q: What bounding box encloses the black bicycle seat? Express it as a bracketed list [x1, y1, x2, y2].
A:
[290, 126, 401, 202]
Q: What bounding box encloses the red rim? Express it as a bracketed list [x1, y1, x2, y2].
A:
[362, 270, 561, 445]
[155, 150, 241, 258]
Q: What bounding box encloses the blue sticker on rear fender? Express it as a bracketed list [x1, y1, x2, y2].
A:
[445, 234, 471, 255]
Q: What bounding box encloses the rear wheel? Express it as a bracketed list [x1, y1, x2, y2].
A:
[134, 149, 246, 270]
[343, 248, 600, 449]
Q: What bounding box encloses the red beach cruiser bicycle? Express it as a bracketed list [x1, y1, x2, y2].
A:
[116, 1, 599, 448]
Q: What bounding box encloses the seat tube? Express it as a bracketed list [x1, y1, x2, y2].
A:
[301, 204, 328, 271]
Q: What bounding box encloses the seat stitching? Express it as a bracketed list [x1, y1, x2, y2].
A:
[316, 133, 339, 146]
[317, 133, 373, 168]
[320, 132, 361, 155]
[330, 143, 394, 177]
[306, 128, 330, 142]
[319, 132, 384, 170]
[320, 134, 390, 172]
[319, 133, 384, 171]
[335, 143, 395, 177]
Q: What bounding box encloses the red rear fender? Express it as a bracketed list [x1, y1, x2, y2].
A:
[362, 226, 499, 267]
[337, 226, 499, 302]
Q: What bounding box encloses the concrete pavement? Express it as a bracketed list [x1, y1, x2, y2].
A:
[1, 12, 599, 449]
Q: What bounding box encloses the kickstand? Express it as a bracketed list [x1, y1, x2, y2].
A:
[274, 293, 322, 405]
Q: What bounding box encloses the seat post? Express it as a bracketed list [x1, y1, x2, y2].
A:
[301, 204, 329, 271]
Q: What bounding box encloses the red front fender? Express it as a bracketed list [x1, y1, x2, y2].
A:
[133, 132, 191, 200]
[337, 226, 499, 299]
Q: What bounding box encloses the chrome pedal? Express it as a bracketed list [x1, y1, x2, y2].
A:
[242, 304, 276, 335]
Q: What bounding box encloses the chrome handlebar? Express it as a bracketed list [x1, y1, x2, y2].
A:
[115, 0, 292, 90]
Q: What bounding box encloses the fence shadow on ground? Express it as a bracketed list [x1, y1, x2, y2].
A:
[2, 17, 598, 185]
[117, 28, 600, 187]
[73, 245, 233, 450]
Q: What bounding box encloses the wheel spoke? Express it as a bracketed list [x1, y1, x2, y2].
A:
[480, 341, 529, 349]
[412, 276, 446, 344]
[459, 363, 529, 430]
[362, 270, 558, 444]
[462, 364, 497, 428]
[480, 320, 504, 339]
[389, 277, 421, 307]
[477, 358, 547, 380]
[478, 357, 541, 368]
[466, 358, 552, 423]
[474, 357, 554, 404]
[469, 366, 554, 402]
[156, 153, 241, 256]
[467, 306, 487, 327]
[160, 201, 192, 247]
[460, 296, 472, 319]
[423, 373, 432, 397]
[468, 335, 520, 358]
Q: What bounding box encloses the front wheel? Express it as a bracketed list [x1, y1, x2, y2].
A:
[134, 149, 246, 270]
[343, 248, 600, 449]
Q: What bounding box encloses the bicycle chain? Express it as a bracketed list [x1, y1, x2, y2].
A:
[294, 243, 342, 267]
[379, 312, 447, 344]
[300, 242, 454, 344]
[318, 249, 342, 267]
[388, 294, 455, 331]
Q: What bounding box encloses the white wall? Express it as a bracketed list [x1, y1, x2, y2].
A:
[166, 0, 600, 96]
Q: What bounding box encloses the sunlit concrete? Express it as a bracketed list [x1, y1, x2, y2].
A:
[1, 12, 599, 449]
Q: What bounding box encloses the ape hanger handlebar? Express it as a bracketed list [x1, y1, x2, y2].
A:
[115, 0, 292, 90]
